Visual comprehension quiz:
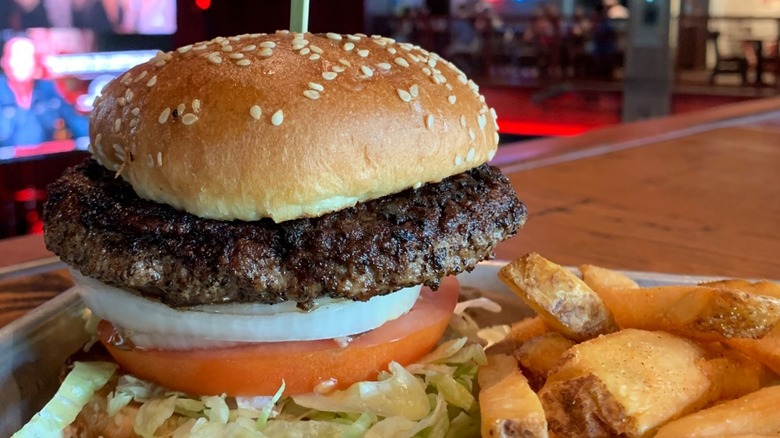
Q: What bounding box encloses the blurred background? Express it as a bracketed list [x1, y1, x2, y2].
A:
[0, 0, 777, 238]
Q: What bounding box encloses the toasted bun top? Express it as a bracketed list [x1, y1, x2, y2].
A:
[89, 31, 499, 222]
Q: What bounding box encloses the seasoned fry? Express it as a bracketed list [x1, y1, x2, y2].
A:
[498, 253, 618, 341]
[515, 332, 575, 391]
[539, 329, 711, 438]
[579, 264, 639, 293]
[700, 279, 780, 299]
[597, 285, 780, 340]
[487, 316, 549, 355]
[654, 385, 780, 438]
[727, 324, 780, 375]
[478, 354, 548, 438]
[697, 342, 775, 402]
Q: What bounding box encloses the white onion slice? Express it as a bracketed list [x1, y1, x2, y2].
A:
[72, 271, 421, 346]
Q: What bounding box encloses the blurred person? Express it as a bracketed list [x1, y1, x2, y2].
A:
[591, 4, 619, 78]
[71, 0, 119, 33]
[2, 0, 51, 29]
[0, 36, 88, 147]
[563, 6, 593, 77]
[604, 0, 629, 19]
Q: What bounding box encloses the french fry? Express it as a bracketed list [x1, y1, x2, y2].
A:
[579, 264, 639, 293]
[597, 285, 780, 340]
[697, 342, 776, 402]
[700, 279, 780, 299]
[487, 316, 549, 356]
[539, 329, 712, 438]
[515, 332, 575, 391]
[727, 323, 780, 375]
[498, 253, 618, 341]
[654, 385, 780, 438]
[478, 354, 548, 438]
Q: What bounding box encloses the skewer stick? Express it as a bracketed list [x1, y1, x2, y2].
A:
[290, 0, 310, 33]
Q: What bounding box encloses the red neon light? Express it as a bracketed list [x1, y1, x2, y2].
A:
[497, 119, 593, 137]
[196, 0, 211, 10]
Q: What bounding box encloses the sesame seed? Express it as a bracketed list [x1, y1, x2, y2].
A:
[478, 114, 487, 130]
[400, 43, 412, 51]
[125, 89, 134, 102]
[277, 30, 290, 34]
[338, 59, 351, 67]
[121, 72, 132, 84]
[397, 89, 412, 102]
[343, 42, 355, 51]
[458, 74, 467, 84]
[492, 132, 499, 145]
[326, 32, 342, 40]
[133, 71, 148, 82]
[192, 99, 201, 112]
[488, 148, 496, 160]
[303, 89, 321, 100]
[360, 65, 374, 77]
[347, 34, 361, 41]
[469, 128, 476, 141]
[178, 44, 193, 53]
[250, 105, 262, 120]
[228, 36, 240, 41]
[129, 118, 138, 128]
[310, 45, 323, 54]
[157, 152, 163, 166]
[146, 75, 157, 87]
[299, 47, 311, 55]
[387, 47, 397, 54]
[432, 74, 444, 85]
[309, 53, 320, 61]
[182, 114, 198, 125]
[394, 57, 409, 67]
[413, 181, 422, 189]
[466, 147, 476, 162]
[229, 52, 244, 59]
[242, 44, 257, 52]
[207, 52, 222, 64]
[357, 49, 369, 57]
[146, 154, 153, 167]
[159, 108, 171, 124]
[95, 133, 102, 146]
[118, 97, 126, 107]
[131, 107, 140, 116]
[233, 58, 250, 66]
[426, 114, 434, 129]
[271, 109, 284, 126]
[308, 82, 324, 91]
[292, 33, 304, 40]
[490, 107, 498, 119]
[177, 103, 186, 115]
[221, 45, 233, 52]
[355, 33, 367, 37]
[214, 36, 226, 43]
[479, 95, 485, 102]
[410, 84, 419, 97]
[455, 154, 462, 166]
[460, 115, 466, 127]
[376, 62, 391, 71]
[372, 39, 387, 46]
[332, 66, 345, 73]
[448, 95, 456, 105]
[154, 58, 166, 67]
[114, 118, 121, 132]
[422, 67, 431, 76]
[408, 53, 420, 63]
[259, 48, 273, 57]
[193, 44, 208, 51]
[259, 41, 276, 48]
[322, 71, 338, 81]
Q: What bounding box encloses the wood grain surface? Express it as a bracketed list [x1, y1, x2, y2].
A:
[496, 126, 780, 279]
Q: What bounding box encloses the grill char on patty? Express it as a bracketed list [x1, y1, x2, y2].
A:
[44, 159, 526, 307]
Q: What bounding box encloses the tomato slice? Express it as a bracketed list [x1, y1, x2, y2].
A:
[98, 277, 459, 397]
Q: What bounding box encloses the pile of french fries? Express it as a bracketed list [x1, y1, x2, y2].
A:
[477, 252, 780, 438]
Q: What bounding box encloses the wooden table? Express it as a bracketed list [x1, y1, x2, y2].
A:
[3, 96, 780, 327]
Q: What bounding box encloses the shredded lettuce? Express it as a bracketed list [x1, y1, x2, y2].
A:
[13, 361, 117, 438]
[18, 296, 503, 437]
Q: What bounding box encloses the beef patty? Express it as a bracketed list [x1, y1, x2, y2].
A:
[44, 159, 526, 307]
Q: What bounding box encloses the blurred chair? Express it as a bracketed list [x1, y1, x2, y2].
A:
[708, 31, 748, 85]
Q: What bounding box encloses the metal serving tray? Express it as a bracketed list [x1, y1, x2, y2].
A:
[0, 260, 723, 436]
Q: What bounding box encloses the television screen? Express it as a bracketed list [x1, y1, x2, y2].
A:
[0, 0, 177, 35]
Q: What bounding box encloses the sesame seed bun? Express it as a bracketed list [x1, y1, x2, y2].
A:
[89, 31, 500, 222]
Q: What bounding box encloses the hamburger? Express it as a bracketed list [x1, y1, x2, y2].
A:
[35, 30, 525, 436]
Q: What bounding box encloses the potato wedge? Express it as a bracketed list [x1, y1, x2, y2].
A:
[697, 342, 776, 402]
[700, 279, 780, 299]
[498, 253, 618, 341]
[487, 316, 549, 356]
[579, 264, 639, 293]
[478, 354, 548, 438]
[515, 332, 575, 391]
[598, 285, 780, 340]
[727, 323, 780, 375]
[654, 385, 780, 438]
[539, 329, 712, 438]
